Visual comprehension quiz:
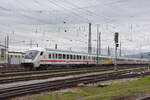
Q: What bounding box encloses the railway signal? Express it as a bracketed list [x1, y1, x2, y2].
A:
[114, 32, 119, 44]
[114, 32, 119, 71]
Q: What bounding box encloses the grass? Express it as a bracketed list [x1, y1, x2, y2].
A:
[31, 76, 150, 100]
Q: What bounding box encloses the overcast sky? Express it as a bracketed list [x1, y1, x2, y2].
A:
[0, 0, 150, 55]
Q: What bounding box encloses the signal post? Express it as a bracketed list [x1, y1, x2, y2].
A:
[114, 32, 119, 71]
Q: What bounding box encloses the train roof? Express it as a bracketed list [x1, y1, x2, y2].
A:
[28, 47, 46, 52]
[45, 48, 96, 55]
[27, 48, 150, 61]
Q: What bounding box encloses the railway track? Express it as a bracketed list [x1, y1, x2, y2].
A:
[0, 64, 147, 73]
[0, 65, 110, 73]
[138, 96, 150, 100]
[140, 97, 150, 100]
[0, 68, 113, 84]
[0, 66, 113, 77]
[0, 66, 145, 84]
[0, 68, 149, 100]
[0, 65, 109, 73]
[0, 65, 145, 77]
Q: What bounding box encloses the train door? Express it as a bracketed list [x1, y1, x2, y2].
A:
[34, 51, 44, 67]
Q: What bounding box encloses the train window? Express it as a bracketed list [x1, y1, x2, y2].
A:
[74, 55, 77, 59]
[87, 56, 89, 60]
[56, 54, 58, 59]
[53, 53, 55, 59]
[67, 54, 69, 59]
[70, 55, 73, 59]
[82, 56, 84, 60]
[92, 57, 94, 60]
[79, 56, 82, 59]
[49, 54, 51, 59]
[75, 55, 77, 59]
[77, 55, 79, 59]
[63, 54, 66, 59]
[93, 57, 95, 60]
[83, 56, 85, 60]
[79, 55, 81, 59]
[40, 52, 43, 56]
[85, 56, 87, 60]
[73, 55, 75, 59]
[58, 54, 62, 59]
[51, 53, 53, 58]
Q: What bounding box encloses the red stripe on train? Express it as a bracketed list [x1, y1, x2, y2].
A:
[70, 60, 96, 63]
[40, 60, 96, 63]
[40, 60, 66, 62]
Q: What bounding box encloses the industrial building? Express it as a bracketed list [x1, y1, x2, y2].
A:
[0, 44, 24, 65]
[0, 44, 8, 64]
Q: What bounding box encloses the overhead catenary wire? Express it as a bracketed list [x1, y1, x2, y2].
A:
[0, 0, 124, 24]
[46, 0, 91, 22]
[49, 0, 115, 23]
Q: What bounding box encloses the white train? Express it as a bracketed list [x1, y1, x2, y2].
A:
[21, 48, 150, 68]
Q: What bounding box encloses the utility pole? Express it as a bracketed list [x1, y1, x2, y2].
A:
[88, 23, 92, 54]
[108, 46, 110, 56]
[96, 24, 101, 64]
[98, 32, 101, 55]
[119, 41, 121, 57]
[7, 36, 9, 64]
[55, 44, 57, 50]
[30, 40, 32, 48]
[114, 32, 119, 71]
[96, 24, 99, 64]
[37, 44, 38, 47]
[5, 36, 7, 63]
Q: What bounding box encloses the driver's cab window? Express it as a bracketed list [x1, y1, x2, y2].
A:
[40, 52, 43, 56]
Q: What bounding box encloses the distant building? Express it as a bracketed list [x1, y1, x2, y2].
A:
[0, 44, 8, 64]
[8, 51, 25, 64]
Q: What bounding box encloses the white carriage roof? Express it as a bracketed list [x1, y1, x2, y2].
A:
[28, 48, 150, 61]
[45, 48, 95, 55]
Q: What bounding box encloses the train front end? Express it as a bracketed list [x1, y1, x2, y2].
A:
[21, 50, 40, 68]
